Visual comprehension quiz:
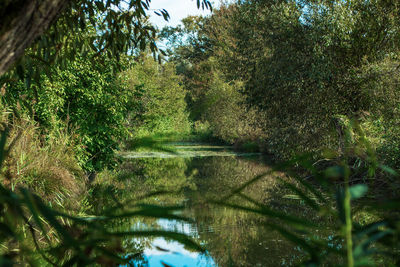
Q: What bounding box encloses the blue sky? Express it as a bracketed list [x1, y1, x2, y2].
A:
[148, 0, 216, 28]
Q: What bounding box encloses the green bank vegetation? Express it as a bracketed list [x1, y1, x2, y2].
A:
[0, 0, 399, 266]
[161, 0, 400, 162]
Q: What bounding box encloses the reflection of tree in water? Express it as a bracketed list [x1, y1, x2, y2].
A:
[187, 156, 345, 266]
[88, 154, 339, 266]
[187, 156, 275, 200]
[89, 157, 197, 208]
[185, 156, 306, 266]
[86, 157, 196, 264]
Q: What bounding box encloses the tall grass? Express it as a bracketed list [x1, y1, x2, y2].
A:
[1, 114, 85, 203]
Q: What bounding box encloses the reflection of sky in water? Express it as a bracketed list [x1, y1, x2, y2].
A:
[157, 219, 197, 237]
[126, 219, 216, 266]
[144, 238, 216, 267]
[122, 151, 260, 159]
[121, 144, 261, 159]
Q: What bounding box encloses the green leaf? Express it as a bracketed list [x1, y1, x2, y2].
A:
[336, 188, 346, 224]
[0, 130, 8, 168]
[284, 181, 320, 210]
[324, 166, 345, 179]
[350, 184, 368, 200]
[378, 164, 398, 176]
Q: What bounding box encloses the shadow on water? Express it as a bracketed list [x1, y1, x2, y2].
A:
[89, 144, 320, 266]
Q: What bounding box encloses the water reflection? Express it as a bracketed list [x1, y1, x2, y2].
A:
[143, 238, 215, 267]
[90, 144, 307, 266]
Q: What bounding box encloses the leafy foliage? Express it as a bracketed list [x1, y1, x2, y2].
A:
[3, 55, 134, 171]
[163, 0, 400, 162]
[121, 55, 191, 138]
[2, 0, 400, 265]
[160, 20, 264, 145]
[0, 114, 85, 202]
[0, 0, 213, 76]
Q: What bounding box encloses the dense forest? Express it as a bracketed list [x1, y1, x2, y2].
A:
[0, 0, 399, 266]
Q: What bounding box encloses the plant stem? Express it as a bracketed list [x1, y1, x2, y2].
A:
[343, 163, 354, 267]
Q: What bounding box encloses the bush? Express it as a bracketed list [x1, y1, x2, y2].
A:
[4, 55, 133, 171]
[1, 113, 86, 203]
[202, 69, 264, 144]
[120, 55, 191, 138]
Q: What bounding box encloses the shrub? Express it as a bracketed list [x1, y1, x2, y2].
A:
[3, 55, 133, 171]
[1, 113, 86, 203]
[121, 55, 191, 137]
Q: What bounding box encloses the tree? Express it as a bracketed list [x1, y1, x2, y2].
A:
[0, 0, 67, 75]
[121, 55, 191, 136]
[0, 1, 214, 265]
[0, 0, 212, 76]
[234, 0, 400, 158]
[160, 10, 265, 144]
[0, 0, 213, 171]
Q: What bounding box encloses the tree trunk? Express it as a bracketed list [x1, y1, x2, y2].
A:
[0, 0, 68, 76]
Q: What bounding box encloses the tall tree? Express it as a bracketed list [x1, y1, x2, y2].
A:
[0, 0, 212, 76]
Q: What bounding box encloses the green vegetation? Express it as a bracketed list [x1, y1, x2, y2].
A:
[1, 114, 85, 203]
[0, 0, 400, 266]
[4, 55, 134, 171]
[162, 0, 400, 162]
[120, 55, 191, 138]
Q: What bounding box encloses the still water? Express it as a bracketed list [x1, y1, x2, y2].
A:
[90, 143, 306, 266]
